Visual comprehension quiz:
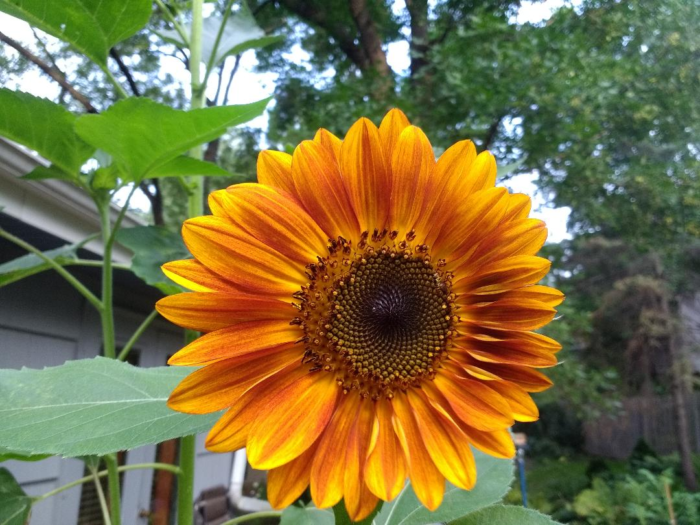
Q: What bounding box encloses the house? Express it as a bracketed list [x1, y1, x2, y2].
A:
[0, 138, 266, 524]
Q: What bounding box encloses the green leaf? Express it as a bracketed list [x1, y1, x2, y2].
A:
[0, 244, 80, 288]
[148, 156, 231, 179]
[280, 505, 334, 525]
[334, 501, 382, 525]
[0, 0, 152, 66]
[74, 97, 270, 182]
[116, 226, 190, 295]
[0, 89, 94, 175]
[0, 447, 50, 463]
[374, 450, 514, 525]
[0, 357, 220, 457]
[21, 165, 76, 182]
[91, 164, 122, 190]
[449, 505, 561, 525]
[0, 468, 31, 525]
[157, 5, 283, 68]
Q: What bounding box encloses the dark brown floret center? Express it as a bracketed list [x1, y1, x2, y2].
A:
[294, 231, 456, 399]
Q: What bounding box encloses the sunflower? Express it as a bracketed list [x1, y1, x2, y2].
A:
[157, 109, 563, 520]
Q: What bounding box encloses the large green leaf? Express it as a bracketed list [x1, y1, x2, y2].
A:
[0, 357, 219, 457]
[0, 244, 80, 288]
[116, 225, 190, 295]
[280, 505, 334, 525]
[74, 97, 270, 181]
[0, 468, 31, 525]
[157, 5, 282, 68]
[450, 505, 561, 525]
[0, 0, 151, 66]
[0, 89, 94, 175]
[148, 156, 231, 179]
[374, 451, 514, 525]
[0, 446, 50, 463]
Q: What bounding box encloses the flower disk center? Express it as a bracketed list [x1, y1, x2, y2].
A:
[294, 232, 456, 400]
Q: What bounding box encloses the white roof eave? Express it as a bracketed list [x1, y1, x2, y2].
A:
[0, 138, 146, 264]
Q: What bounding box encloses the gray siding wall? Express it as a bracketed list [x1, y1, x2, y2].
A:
[0, 271, 233, 524]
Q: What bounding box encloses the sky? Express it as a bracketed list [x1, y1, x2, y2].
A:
[0, 0, 572, 242]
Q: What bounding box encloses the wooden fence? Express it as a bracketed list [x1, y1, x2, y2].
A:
[583, 393, 700, 459]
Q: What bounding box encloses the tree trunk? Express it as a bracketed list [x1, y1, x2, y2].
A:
[664, 295, 698, 491]
[406, 0, 429, 78]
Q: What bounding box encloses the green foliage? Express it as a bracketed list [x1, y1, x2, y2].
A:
[0, 467, 31, 525]
[450, 505, 560, 525]
[0, 0, 152, 67]
[148, 156, 231, 179]
[0, 89, 94, 177]
[0, 357, 220, 457]
[116, 225, 190, 294]
[157, 4, 283, 69]
[0, 447, 51, 463]
[0, 243, 80, 288]
[572, 469, 700, 525]
[374, 450, 513, 525]
[74, 97, 270, 182]
[280, 505, 334, 525]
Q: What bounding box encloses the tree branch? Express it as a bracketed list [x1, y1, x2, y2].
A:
[348, 0, 390, 76]
[277, 0, 370, 70]
[406, 0, 429, 77]
[483, 114, 505, 150]
[222, 54, 242, 105]
[109, 49, 141, 96]
[0, 30, 97, 113]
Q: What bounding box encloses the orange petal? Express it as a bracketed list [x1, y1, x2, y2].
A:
[486, 380, 539, 422]
[432, 373, 514, 431]
[389, 126, 435, 233]
[460, 298, 556, 331]
[205, 363, 307, 452]
[344, 400, 377, 521]
[247, 372, 339, 469]
[167, 319, 301, 366]
[414, 139, 476, 243]
[310, 394, 361, 508]
[340, 117, 391, 232]
[378, 108, 411, 163]
[268, 444, 317, 509]
[156, 292, 291, 333]
[455, 331, 560, 368]
[314, 128, 343, 161]
[458, 425, 515, 459]
[477, 363, 553, 392]
[407, 388, 476, 490]
[489, 285, 565, 307]
[453, 255, 551, 295]
[292, 140, 360, 240]
[460, 219, 548, 273]
[364, 399, 407, 501]
[162, 259, 238, 293]
[257, 150, 297, 197]
[431, 187, 509, 261]
[214, 184, 329, 264]
[167, 346, 299, 414]
[392, 393, 445, 510]
[502, 193, 532, 222]
[182, 215, 305, 296]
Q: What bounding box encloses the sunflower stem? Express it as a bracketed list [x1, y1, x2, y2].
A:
[219, 511, 284, 525]
[117, 310, 160, 361]
[104, 454, 122, 525]
[32, 463, 182, 503]
[91, 464, 113, 525]
[176, 2, 205, 523]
